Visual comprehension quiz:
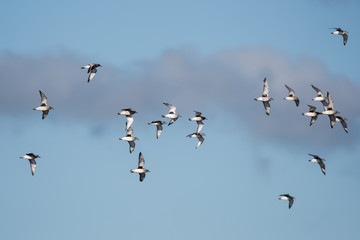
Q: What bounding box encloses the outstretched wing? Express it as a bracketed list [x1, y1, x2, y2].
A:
[285, 84, 295, 96]
[163, 102, 177, 114]
[262, 78, 269, 97]
[343, 34, 348, 46]
[88, 68, 97, 83]
[138, 152, 145, 168]
[39, 90, 48, 106]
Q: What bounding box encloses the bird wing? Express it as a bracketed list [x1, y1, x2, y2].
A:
[126, 115, 134, 130]
[81, 64, 91, 69]
[308, 153, 319, 159]
[196, 121, 204, 133]
[326, 92, 334, 109]
[343, 34, 348, 45]
[311, 85, 323, 97]
[194, 111, 202, 117]
[163, 102, 176, 114]
[262, 78, 269, 97]
[308, 105, 316, 112]
[139, 173, 146, 182]
[285, 84, 295, 96]
[263, 101, 271, 115]
[138, 152, 145, 168]
[156, 125, 163, 139]
[88, 68, 97, 83]
[129, 141, 135, 153]
[329, 115, 336, 128]
[310, 115, 318, 126]
[288, 197, 294, 209]
[338, 117, 348, 133]
[126, 126, 133, 137]
[29, 159, 37, 176]
[39, 90, 48, 106]
[42, 110, 49, 120]
[318, 160, 326, 175]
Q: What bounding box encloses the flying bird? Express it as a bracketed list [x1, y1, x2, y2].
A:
[162, 102, 181, 125]
[279, 194, 295, 209]
[335, 116, 348, 133]
[284, 84, 299, 106]
[302, 105, 319, 126]
[33, 90, 54, 119]
[187, 132, 205, 149]
[148, 120, 166, 139]
[81, 63, 101, 83]
[19, 153, 41, 176]
[311, 85, 328, 104]
[330, 28, 348, 46]
[189, 111, 207, 133]
[308, 153, 326, 175]
[254, 78, 273, 115]
[130, 152, 150, 182]
[119, 126, 138, 153]
[117, 108, 137, 130]
[320, 92, 339, 128]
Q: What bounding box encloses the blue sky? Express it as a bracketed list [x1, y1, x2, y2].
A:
[1, 1, 360, 239]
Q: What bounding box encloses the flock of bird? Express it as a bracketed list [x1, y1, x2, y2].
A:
[19, 28, 349, 209]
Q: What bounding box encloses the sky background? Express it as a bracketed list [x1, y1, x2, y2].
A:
[1, 0, 360, 239]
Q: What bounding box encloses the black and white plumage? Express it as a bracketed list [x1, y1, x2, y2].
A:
[254, 78, 273, 115]
[148, 120, 166, 139]
[19, 153, 41, 176]
[278, 194, 295, 209]
[117, 108, 138, 131]
[330, 28, 348, 46]
[189, 111, 207, 133]
[284, 84, 299, 107]
[335, 116, 348, 133]
[302, 105, 319, 126]
[162, 102, 181, 125]
[119, 126, 138, 153]
[311, 85, 327, 104]
[33, 90, 54, 119]
[81, 63, 101, 83]
[187, 132, 205, 149]
[130, 152, 150, 182]
[320, 92, 339, 128]
[308, 153, 326, 175]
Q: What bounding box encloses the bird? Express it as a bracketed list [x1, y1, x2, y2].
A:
[33, 90, 54, 119]
[320, 92, 339, 128]
[254, 78, 273, 115]
[330, 28, 348, 46]
[278, 194, 295, 209]
[189, 111, 207, 133]
[284, 84, 299, 106]
[148, 120, 166, 139]
[130, 152, 150, 182]
[117, 108, 137, 130]
[187, 132, 205, 149]
[311, 85, 327, 104]
[19, 153, 41, 176]
[335, 116, 348, 133]
[81, 63, 101, 83]
[302, 105, 320, 126]
[162, 102, 181, 125]
[119, 126, 138, 153]
[308, 153, 326, 175]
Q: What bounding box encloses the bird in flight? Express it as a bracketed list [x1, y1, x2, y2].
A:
[81, 63, 101, 83]
[33, 90, 54, 119]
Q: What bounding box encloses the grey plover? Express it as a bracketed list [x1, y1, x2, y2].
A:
[308, 153, 326, 175]
[189, 111, 207, 133]
[162, 102, 181, 125]
[302, 105, 319, 126]
[278, 194, 295, 209]
[330, 28, 348, 46]
[130, 152, 150, 182]
[117, 108, 137, 130]
[254, 78, 273, 115]
[284, 84, 299, 107]
[335, 116, 348, 133]
[320, 92, 339, 128]
[187, 132, 205, 149]
[311, 85, 328, 104]
[119, 126, 138, 153]
[19, 153, 41, 176]
[81, 63, 101, 83]
[33, 90, 54, 119]
[148, 120, 166, 139]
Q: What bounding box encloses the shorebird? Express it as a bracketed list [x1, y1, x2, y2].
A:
[279, 194, 295, 209]
[189, 111, 207, 133]
[302, 105, 320, 126]
[130, 152, 150, 182]
[187, 132, 205, 149]
[330, 28, 348, 46]
[162, 102, 181, 125]
[320, 92, 339, 128]
[19, 153, 41, 176]
[148, 120, 166, 139]
[119, 126, 138, 153]
[308, 153, 326, 175]
[117, 108, 137, 130]
[254, 78, 273, 115]
[33, 90, 54, 119]
[311, 85, 327, 104]
[335, 116, 348, 133]
[284, 84, 299, 107]
[81, 63, 101, 83]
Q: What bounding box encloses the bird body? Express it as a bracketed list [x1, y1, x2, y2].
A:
[254, 78, 273, 115]
[19, 153, 41, 176]
[148, 120, 166, 139]
[33, 90, 54, 119]
[162, 103, 181, 125]
[330, 28, 348, 45]
[308, 154, 326, 175]
[130, 152, 150, 182]
[284, 84, 299, 106]
[81, 63, 101, 82]
[279, 194, 295, 209]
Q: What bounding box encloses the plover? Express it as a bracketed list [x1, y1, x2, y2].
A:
[81, 63, 101, 83]
[117, 108, 137, 130]
[335, 116, 348, 133]
[148, 120, 166, 139]
[311, 85, 328, 104]
[254, 78, 273, 115]
[284, 84, 299, 107]
[330, 28, 348, 46]
[130, 152, 150, 182]
[278, 194, 295, 209]
[119, 126, 138, 153]
[320, 92, 339, 128]
[187, 132, 205, 149]
[189, 111, 207, 133]
[162, 102, 181, 125]
[19, 153, 41, 176]
[33, 90, 54, 119]
[308, 153, 326, 175]
[302, 105, 320, 126]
